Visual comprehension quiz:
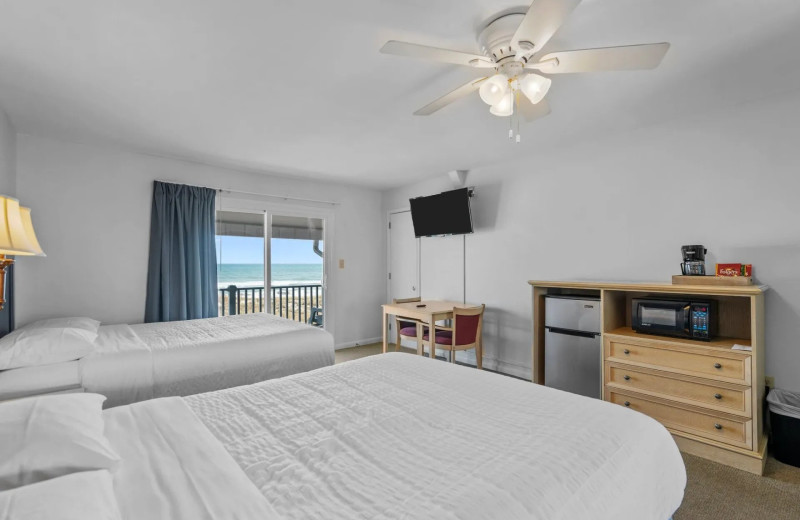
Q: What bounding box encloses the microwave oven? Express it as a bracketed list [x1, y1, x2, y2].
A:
[632, 298, 717, 341]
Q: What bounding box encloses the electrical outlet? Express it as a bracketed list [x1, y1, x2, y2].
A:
[765, 376, 775, 388]
[338, 259, 345, 269]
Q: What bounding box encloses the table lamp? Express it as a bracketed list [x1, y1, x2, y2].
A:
[0, 196, 45, 311]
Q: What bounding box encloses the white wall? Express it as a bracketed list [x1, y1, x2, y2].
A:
[0, 108, 15, 195]
[384, 89, 800, 389]
[15, 135, 385, 348]
[0, 107, 17, 333]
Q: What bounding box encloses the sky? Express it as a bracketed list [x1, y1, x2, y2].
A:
[216, 236, 323, 264]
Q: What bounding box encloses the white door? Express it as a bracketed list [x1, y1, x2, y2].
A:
[388, 211, 420, 341]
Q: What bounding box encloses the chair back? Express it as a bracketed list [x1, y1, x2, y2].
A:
[393, 297, 421, 329]
[453, 305, 485, 347]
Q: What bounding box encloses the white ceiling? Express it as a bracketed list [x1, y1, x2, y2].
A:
[0, 1, 798, 189]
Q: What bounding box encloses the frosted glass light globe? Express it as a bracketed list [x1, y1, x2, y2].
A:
[520, 73, 552, 105]
[479, 74, 509, 106]
[489, 91, 514, 117]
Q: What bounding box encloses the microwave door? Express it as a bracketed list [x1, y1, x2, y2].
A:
[639, 302, 690, 335]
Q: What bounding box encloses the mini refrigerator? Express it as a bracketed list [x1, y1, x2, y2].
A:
[544, 295, 602, 399]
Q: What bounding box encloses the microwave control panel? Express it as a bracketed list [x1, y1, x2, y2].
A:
[691, 305, 710, 339]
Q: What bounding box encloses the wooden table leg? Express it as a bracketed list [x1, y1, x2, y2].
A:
[382, 308, 388, 354]
[429, 316, 436, 359]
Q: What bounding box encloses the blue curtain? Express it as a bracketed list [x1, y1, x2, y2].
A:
[144, 181, 218, 322]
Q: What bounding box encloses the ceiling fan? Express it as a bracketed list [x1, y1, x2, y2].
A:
[380, 0, 670, 140]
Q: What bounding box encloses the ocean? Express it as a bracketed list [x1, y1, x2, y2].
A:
[217, 263, 322, 288]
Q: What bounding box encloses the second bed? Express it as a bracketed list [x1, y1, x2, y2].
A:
[0, 313, 334, 407]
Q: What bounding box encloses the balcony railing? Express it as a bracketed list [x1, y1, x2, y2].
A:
[218, 284, 323, 325]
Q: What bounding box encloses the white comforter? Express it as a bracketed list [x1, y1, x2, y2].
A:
[171, 353, 685, 520]
[104, 396, 280, 519]
[82, 313, 334, 407]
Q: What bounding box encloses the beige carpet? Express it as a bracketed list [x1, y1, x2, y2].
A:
[334, 342, 416, 363]
[337, 343, 800, 518]
[676, 453, 800, 519]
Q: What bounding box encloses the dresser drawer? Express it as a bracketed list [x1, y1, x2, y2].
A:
[608, 390, 751, 449]
[606, 338, 750, 384]
[607, 364, 750, 416]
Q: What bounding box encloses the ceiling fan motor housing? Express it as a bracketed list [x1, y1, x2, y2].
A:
[477, 12, 529, 63]
[498, 60, 524, 80]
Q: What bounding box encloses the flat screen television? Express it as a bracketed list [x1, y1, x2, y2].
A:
[409, 188, 474, 238]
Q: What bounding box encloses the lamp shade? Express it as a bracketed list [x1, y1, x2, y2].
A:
[19, 207, 45, 256]
[0, 196, 45, 256]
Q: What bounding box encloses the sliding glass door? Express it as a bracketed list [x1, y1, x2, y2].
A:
[268, 214, 325, 326]
[215, 210, 266, 316]
[215, 203, 329, 330]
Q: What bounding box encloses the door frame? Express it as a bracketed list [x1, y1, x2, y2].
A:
[219, 196, 335, 335]
[386, 208, 421, 338]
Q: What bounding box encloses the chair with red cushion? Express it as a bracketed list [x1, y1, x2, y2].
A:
[393, 297, 428, 352]
[423, 304, 485, 369]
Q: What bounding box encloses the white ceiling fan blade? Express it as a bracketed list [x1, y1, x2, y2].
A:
[380, 41, 495, 68]
[517, 96, 551, 122]
[511, 0, 581, 55]
[533, 43, 670, 73]
[414, 78, 487, 116]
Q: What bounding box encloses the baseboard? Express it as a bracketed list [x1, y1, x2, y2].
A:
[486, 358, 531, 380]
[334, 337, 382, 350]
[448, 354, 531, 381]
[335, 339, 533, 380]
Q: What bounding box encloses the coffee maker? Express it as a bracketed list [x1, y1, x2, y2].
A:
[681, 245, 707, 276]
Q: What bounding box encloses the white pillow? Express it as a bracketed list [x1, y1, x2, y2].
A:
[0, 470, 122, 520]
[25, 317, 101, 335]
[0, 393, 120, 490]
[0, 326, 97, 370]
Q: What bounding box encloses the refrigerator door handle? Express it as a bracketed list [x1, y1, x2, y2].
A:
[545, 326, 599, 339]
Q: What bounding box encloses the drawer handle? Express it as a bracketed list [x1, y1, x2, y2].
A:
[623, 375, 631, 381]
[623, 401, 631, 407]
[714, 393, 722, 400]
[714, 363, 722, 369]
[714, 423, 723, 430]
[623, 349, 630, 355]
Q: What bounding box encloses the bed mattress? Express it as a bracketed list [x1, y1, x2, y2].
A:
[82, 313, 334, 407]
[0, 361, 81, 399]
[174, 353, 685, 519]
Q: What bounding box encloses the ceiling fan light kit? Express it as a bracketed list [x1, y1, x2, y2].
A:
[380, 0, 670, 141]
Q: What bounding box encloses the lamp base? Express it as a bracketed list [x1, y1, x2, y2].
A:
[0, 255, 15, 312]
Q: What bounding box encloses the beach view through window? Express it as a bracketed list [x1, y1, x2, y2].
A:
[216, 211, 324, 324]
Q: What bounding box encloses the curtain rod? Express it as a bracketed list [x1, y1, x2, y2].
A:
[154, 179, 339, 206]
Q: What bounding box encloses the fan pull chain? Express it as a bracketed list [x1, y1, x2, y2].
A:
[509, 92, 516, 141]
[508, 91, 521, 143]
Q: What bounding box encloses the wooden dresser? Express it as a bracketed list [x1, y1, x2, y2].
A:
[529, 280, 767, 475]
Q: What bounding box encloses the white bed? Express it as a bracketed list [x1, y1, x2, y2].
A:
[103, 353, 686, 519]
[0, 313, 334, 407]
[0, 361, 81, 398]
